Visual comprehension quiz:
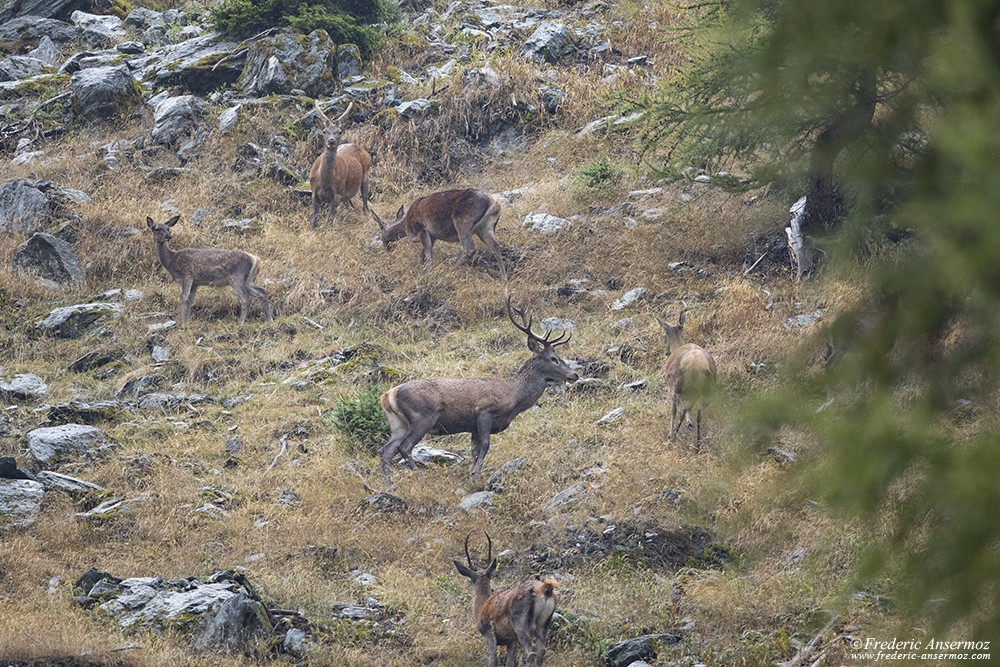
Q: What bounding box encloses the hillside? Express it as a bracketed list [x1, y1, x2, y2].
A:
[0, 1, 890, 666]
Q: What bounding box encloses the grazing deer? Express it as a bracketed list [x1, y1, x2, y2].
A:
[379, 295, 578, 485]
[146, 215, 273, 325]
[372, 188, 507, 281]
[657, 310, 716, 450]
[453, 532, 559, 667]
[309, 101, 372, 228]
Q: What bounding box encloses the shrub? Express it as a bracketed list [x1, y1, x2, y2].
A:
[331, 386, 390, 456]
[575, 156, 624, 189]
[209, 0, 400, 60]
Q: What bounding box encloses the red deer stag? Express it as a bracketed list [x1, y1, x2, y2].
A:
[309, 101, 372, 228]
[372, 188, 507, 281]
[657, 309, 716, 450]
[454, 532, 559, 667]
[146, 215, 273, 325]
[379, 296, 578, 485]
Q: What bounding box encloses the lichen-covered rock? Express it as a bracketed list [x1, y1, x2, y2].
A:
[0, 372, 47, 400]
[0, 479, 45, 529]
[151, 95, 208, 145]
[604, 634, 682, 667]
[27, 423, 106, 465]
[130, 32, 244, 94]
[97, 579, 239, 631]
[12, 232, 85, 288]
[44, 400, 135, 425]
[0, 178, 50, 235]
[239, 29, 336, 97]
[0, 54, 50, 81]
[35, 471, 107, 499]
[336, 43, 362, 80]
[191, 591, 271, 653]
[0, 15, 80, 43]
[70, 10, 127, 48]
[71, 65, 143, 122]
[35, 302, 123, 338]
[520, 21, 576, 63]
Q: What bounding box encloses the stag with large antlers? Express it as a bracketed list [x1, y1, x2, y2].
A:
[309, 101, 372, 228]
[454, 532, 559, 667]
[373, 188, 507, 281]
[379, 296, 579, 485]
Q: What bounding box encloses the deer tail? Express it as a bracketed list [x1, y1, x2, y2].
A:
[540, 578, 559, 598]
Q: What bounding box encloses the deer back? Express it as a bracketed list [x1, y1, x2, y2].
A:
[403, 189, 495, 242]
[382, 376, 521, 436]
[665, 344, 717, 402]
[170, 247, 259, 287]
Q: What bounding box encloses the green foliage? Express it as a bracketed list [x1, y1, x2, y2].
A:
[574, 156, 624, 189]
[331, 386, 390, 456]
[649, 0, 1000, 641]
[209, 0, 399, 59]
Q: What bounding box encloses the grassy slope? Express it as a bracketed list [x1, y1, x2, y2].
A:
[0, 1, 887, 665]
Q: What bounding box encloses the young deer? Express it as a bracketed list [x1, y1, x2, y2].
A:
[657, 310, 717, 450]
[146, 215, 273, 325]
[309, 101, 372, 228]
[379, 296, 578, 485]
[373, 188, 507, 281]
[453, 532, 559, 667]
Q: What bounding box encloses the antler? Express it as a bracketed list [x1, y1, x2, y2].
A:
[505, 294, 571, 347]
[314, 100, 354, 126]
[464, 531, 494, 568]
[464, 531, 475, 568]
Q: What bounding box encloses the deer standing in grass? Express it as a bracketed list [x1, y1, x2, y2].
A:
[657, 310, 716, 450]
[146, 215, 273, 325]
[454, 532, 559, 667]
[309, 101, 372, 228]
[379, 296, 578, 485]
[373, 188, 507, 281]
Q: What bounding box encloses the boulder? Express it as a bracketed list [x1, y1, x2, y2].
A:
[12, 232, 85, 288]
[336, 43, 362, 80]
[458, 491, 494, 512]
[0, 457, 34, 480]
[0, 479, 45, 529]
[487, 456, 526, 491]
[96, 578, 239, 631]
[0, 372, 47, 400]
[0, 0, 82, 22]
[410, 444, 462, 466]
[35, 302, 123, 338]
[27, 35, 62, 65]
[70, 10, 127, 47]
[239, 29, 337, 96]
[0, 15, 80, 43]
[520, 22, 575, 63]
[0, 178, 50, 235]
[71, 65, 143, 122]
[27, 423, 106, 465]
[129, 32, 244, 94]
[151, 95, 208, 145]
[35, 470, 106, 498]
[191, 591, 272, 653]
[523, 212, 569, 234]
[124, 7, 165, 32]
[0, 54, 50, 81]
[604, 634, 682, 667]
[44, 400, 134, 425]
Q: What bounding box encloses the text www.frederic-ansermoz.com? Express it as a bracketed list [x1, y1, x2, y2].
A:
[849, 638, 991, 662]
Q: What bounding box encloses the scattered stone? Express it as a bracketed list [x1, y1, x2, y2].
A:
[604, 634, 682, 667]
[395, 98, 431, 118]
[541, 482, 588, 513]
[784, 311, 825, 328]
[540, 317, 575, 332]
[487, 456, 527, 491]
[191, 591, 271, 653]
[618, 380, 647, 391]
[75, 496, 145, 519]
[27, 423, 106, 465]
[0, 479, 45, 529]
[152, 95, 209, 145]
[410, 445, 462, 466]
[35, 302, 123, 338]
[35, 471, 106, 498]
[458, 491, 494, 512]
[767, 444, 797, 465]
[523, 212, 570, 234]
[239, 29, 337, 97]
[356, 492, 406, 516]
[611, 287, 647, 310]
[71, 65, 143, 122]
[12, 232, 85, 288]
[0, 372, 47, 400]
[0, 178, 51, 235]
[597, 407, 624, 424]
[45, 400, 134, 425]
[218, 104, 240, 134]
[520, 21, 575, 63]
[70, 10, 127, 47]
[336, 44, 362, 80]
[151, 346, 169, 363]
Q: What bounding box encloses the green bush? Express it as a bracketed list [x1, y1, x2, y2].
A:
[209, 0, 400, 60]
[575, 156, 624, 189]
[331, 386, 390, 456]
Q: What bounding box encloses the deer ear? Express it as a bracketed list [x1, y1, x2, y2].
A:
[372, 210, 384, 229]
[678, 310, 685, 328]
[485, 560, 498, 577]
[395, 204, 405, 220]
[146, 217, 155, 229]
[527, 337, 545, 353]
[453, 560, 476, 580]
[165, 215, 180, 227]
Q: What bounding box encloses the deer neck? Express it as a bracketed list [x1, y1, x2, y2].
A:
[155, 237, 178, 274]
[319, 143, 338, 185]
[472, 577, 493, 617]
[509, 356, 551, 415]
[381, 219, 408, 244]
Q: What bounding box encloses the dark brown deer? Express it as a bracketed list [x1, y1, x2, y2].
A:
[146, 215, 273, 325]
[372, 188, 507, 281]
[309, 101, 372, 228]
[379, 296, 578, 485]
[453, 532, 559, 667]
[657, 309, 716, 450]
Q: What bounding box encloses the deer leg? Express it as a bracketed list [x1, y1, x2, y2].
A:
[326, 195, 339, 227]
[470, 411, 493, 482]
[178, 279, 195, 323]
[360, 173, 371, 218]
[455, 230, 477, 268]
[484, 628, 499, 667]
[536, 626, 549, 666]
[311, 195, 322, 229]
[247, 283, 273, 321]
[479, 231, 508, 281]
[694, 407, 702, 452]
[668, 396, 679, 439]
[512, 623, 536, 667]
[234, 284, 251, 326]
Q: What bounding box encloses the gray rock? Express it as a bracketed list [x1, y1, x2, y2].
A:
[784, 310, 825, 328]
[70, 10, 127, 47]
[541, 86, 565, 113]
[520, 21, 575, 63]
[0, 178, 50, 235]
[217, 104, 240, 134]
[0, 372, 47, 400]
[0, 15, 80, 43]
[124, 7, 165, 31]
[239, 29, 336, 97]
[34, 302, 123, 338]
[116, 40, 144, 54]
[522, 212, 569, 234]
[410, 444, 462, 466]
[191, 591, 271, 653]
[97, 579, 238, 631]
[27, 423, 106, 465]
[137, 393, 183, 411]
[604, 634, 682, 667]
[151, 95, 208, 145]
[487, 456, 526, 491]
[356, 492, 406, 516]
[45, 400, 134, 425]
[596, 407, 624, 424]
[540, 316, 575, 332]
[395, 98, 431, 118]
[35, 471, 106, 497]
[0, 54, 50, 81]
[282, 627, 312, 657]
[75, 496, 145, 519]
[336, 43, 362, 80]
[27, 35, 61, 65]
[541, 482, 587, 513]
[151, 346, 169, 363]
[129, 32, 244, 94]
[12, 232, 85, 288]
[0, 456, 33, 480]
[611, 287, 647, 310]
[117, 375, 158, 398]
[0, 479, 46, 528]
[71, 65, 143, 122]
[458, 491, 494, 512]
